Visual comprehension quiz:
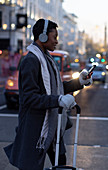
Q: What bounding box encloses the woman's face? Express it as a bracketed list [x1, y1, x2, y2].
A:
[44, 29, 58, 51]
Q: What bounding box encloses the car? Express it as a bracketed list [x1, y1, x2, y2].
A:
[86, 63, 106, 83]
[4, 50, 73, 109]
[4, 55, 24, 109]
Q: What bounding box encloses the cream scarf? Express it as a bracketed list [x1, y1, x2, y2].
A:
[27, 43, 67, 151]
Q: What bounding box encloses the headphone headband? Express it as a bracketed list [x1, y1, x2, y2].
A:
[39, 19, 49, 43]
[43, 19, 48, 34]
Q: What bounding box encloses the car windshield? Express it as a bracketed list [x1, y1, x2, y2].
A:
[71, 64, 80, 71]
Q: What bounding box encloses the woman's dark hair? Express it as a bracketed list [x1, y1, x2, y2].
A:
[32, 18, 58, 41]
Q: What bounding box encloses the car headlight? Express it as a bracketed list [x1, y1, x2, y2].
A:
[106, 65, 108, 70]
[101, 72, 105, 76]
[72, 72, 80, 79]
[7, 79, 14, 87]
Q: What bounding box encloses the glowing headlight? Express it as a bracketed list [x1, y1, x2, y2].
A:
[72, 72, 80, 79]
[106, 65, 108, 70]
[7, 79, 14, 87]
[101, 72, 105, 76]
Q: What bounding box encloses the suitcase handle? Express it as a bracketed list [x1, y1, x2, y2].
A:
[75, 104, 81, 114]
[73, 104, 81, 168]
[58, 105, 81, 115]
[58, 107, 63, 114]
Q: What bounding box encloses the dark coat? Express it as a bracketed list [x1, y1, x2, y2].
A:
[4, 51, 83, 170]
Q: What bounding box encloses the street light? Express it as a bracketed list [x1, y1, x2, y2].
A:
[96, 53, 101, 59]
[16, 13, 27, 29]
[3, 24, 7, 30]
[8, 4, 27, 53]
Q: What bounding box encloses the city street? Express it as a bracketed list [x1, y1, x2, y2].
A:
[1, 0, 108, 170]
[0, 74, 108, 170]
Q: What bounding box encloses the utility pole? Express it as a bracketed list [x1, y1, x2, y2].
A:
[9, 1, 12, 54]
[104, 24, 107, 52]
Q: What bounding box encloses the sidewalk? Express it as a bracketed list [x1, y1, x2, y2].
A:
[0, 142, 51, 170]
[1, 142, 108, 170]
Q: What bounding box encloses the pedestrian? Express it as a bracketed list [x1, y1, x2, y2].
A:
[4, 19, 92, 170]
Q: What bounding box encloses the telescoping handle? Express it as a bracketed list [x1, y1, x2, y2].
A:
[73, 104, 81, 168]
[75, 104, 81, 114]
[55, 105, 81, 167]
[55, 107, 63, 166]
[59, 105, 81, 114]
[58, 106, 63, 114]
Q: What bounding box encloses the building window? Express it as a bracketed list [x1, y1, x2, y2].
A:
[45, 0, 50, 3]
[30, 2, 32, 18]
[17, 0, 23, 6]
[17, 39, 23, 53]
[34, 5, 36, 19]
[1, 0, 10, 5]
[0, 11, 2, 28]
[0, 39, 10, 50]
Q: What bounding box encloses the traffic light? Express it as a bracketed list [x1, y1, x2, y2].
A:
[16, 14, 27, 29]
[101, 55, 107, 64]
[101, 58, 105, 62]
[89, 57, 95, 63]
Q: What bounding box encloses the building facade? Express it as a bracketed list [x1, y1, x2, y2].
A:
[0, 0, 85, 60]
[62, 11, 78, 58]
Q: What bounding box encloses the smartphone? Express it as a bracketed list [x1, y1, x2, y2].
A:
[88, 64, 96, 74]
[83, 65, 96, 80]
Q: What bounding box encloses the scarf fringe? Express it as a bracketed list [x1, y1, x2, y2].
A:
[36, 137, 46, 149]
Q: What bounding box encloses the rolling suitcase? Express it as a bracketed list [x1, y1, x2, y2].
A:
[45, 104, 81, 170]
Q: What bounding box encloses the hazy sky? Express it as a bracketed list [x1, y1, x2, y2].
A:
[63, 0, 108, 43]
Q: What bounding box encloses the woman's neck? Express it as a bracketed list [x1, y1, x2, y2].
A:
[35, 40, 45, 53]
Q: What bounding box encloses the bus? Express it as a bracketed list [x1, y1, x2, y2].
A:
[49, 50, 72, 81]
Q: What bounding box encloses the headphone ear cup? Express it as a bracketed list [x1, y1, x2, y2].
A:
[39, 33, 48, 43]
[39, 19, 49, 43]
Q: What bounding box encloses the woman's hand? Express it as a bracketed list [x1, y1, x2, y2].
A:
[79, 69, 93, 86]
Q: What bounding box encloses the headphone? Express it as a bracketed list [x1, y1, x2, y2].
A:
[39, 19, 49, 43]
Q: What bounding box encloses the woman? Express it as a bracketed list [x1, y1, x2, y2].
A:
[4, 19, 92, 170]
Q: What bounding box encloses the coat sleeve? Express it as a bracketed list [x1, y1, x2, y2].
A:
[63, 79, 83, 94]
[19, 55, 59, 110]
